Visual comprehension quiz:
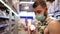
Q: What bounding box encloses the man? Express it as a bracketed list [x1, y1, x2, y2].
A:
[44, 11, 60, 34]
[33, 0, 60, 34]
[44, 0, 60, 34]
[33, 0, 48, 34]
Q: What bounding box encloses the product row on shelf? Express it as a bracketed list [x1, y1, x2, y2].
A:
[0, 0, 19, 34]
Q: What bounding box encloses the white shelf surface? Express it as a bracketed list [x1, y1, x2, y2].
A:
[0, 24, 8, 28]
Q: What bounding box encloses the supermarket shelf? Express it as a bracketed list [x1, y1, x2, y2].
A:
[0, 0, 18, 34]
[1, 31, 7, 34]
[0, 16, 15, 20]
[11, 16, 15, 21]
[0, 24, 8, 28]
[0, 0, 18, 16]
[0, 16, 9, 19]
[11, 25, 15, 30]
[0, 24, 15, 34]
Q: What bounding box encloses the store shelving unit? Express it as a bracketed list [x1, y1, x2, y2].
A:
[0, 0, 19, 34]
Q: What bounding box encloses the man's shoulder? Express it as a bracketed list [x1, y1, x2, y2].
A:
[48, 20, 58, 27]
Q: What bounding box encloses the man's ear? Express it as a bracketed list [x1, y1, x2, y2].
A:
[45, 7, 48, 11]
[44, 7, 48, 19]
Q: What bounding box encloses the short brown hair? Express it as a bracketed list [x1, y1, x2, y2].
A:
[33, 0, 47, 8]
[33, 0, 48, 18]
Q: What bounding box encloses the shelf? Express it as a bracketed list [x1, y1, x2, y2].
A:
[11, 16, 15, 21]
[11, 26, 15, 30]
[0, 0, 18, 34]
[0, 0, 18, 16]
[0, 24, 8, 28]
[0, 16, 15, 20]
[1, 31, 7, 34]
[0, 16, 9, 19]
[0, 2, 7, 10]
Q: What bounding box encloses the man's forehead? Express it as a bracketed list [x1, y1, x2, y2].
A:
[35, 5, 42, 8]
[34, 5, 45, 11]
[34, 9, 42, 11]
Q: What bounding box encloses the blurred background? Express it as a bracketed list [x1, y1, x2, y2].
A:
[0, 0, 60, 34]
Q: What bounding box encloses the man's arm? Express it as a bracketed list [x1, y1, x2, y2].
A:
[44, 26, 49, 34]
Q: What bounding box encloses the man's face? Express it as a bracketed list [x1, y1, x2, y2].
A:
[34, 5, 46, 15]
